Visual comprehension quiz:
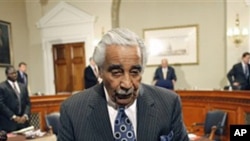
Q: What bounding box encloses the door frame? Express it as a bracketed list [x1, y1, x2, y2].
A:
[42, 36, 92, 94]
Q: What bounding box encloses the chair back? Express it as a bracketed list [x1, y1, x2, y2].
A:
[204, 110, 227, 136]
[45, 112, 60, 135]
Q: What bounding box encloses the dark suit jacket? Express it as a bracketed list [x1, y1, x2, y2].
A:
[0, 81, 31, 132]
[84, 65, 98, 89]
[227, 63, 250, 90]
[153, 66, 177, 90]
[57, 83, 189, 141]
[17, 71, 28, 86]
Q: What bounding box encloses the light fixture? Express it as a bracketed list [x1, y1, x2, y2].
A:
[227, 14, 249, 45]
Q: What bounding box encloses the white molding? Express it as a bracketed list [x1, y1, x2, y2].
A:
[37, 1, 95, 94]
[37, 1, 95, 28]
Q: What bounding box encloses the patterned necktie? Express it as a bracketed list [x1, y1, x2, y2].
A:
[13, 83, 21, 114]
[114, 107, 136, 141]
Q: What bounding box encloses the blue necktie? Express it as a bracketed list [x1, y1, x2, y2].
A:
[114, 107, 136, 141]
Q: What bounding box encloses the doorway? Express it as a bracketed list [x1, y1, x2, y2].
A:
[53, 42, 85, 94]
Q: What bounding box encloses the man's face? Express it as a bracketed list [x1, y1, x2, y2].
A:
[161, 59, 168, 68]
[19, 64, 27, 72]
[100, 45, 142, 106]
[90, 59, 96, 66]
[243, 55, 250, 64]
[7, 67, 17, 82]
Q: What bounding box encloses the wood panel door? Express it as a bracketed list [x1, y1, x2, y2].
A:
[53, 42, 85, 94]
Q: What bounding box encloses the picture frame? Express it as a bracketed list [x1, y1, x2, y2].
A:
[143, 25, 199, 66]
[0, 20, 13, 67]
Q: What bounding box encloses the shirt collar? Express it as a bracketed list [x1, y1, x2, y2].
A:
[241, 61, 248, 67]
[7, 80, 17, 86]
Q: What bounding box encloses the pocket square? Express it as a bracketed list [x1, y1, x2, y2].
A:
[160, 131, 174, 141]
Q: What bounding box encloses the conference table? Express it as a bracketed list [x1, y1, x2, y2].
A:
[7, 134, 56, 141]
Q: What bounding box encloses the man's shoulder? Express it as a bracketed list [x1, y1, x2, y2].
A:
[63, 90, 92, 105]
[168, 66, 175, 70]
[234, 62, 242, 67]
[0, 81, 8, 87]
[62, 85, 103, 108]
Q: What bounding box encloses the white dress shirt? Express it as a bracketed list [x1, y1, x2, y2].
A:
[8, 80, 20, 93]
[162, 67, 168, 80]
[104, 86, 137, 137]
[242, 62, 249, 76]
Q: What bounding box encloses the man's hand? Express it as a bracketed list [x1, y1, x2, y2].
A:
[13, 116, 22, 123]
[233, 82, 239, 86]
[19, 116, 28, 123]
[12, 115, 27, 124]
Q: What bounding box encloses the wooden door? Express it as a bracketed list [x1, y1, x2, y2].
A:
[53, 42, 85, 94]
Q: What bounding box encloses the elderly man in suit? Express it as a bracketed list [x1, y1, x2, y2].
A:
[0, 66, 31, 132]
[57, 28, 189, 141]
[227, 52, 250, 90]
[153, 58, 177, 90]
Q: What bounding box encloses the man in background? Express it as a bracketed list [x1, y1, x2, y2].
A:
[17, 62, 28, 87]
[227, 52, 250, 90]
[0, 66, 31, 132]
[84, 57, 100, 89]
[153, 58, 177, 90]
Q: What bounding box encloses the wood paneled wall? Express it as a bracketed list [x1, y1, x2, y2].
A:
[177, 90, 250, 141]
[30, 90, 250, 141]
[30, 94, 71, 130]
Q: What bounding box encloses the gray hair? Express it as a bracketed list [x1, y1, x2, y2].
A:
[93, 28, 148, 71]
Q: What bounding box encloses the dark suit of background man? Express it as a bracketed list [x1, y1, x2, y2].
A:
[84, 57, 100, 89]
[17, 62, 28, 87]
[227, 52, 250, 90]
[0, 66, 31, 132]
[153, 58, 177, 90]
[58, 28, 189, 141]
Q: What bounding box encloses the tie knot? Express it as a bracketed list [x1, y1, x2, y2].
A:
[119, 106, 124, 109]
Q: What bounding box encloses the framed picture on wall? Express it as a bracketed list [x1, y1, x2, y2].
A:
[143, 25, 199, 66]
[0, 20, 13, 67]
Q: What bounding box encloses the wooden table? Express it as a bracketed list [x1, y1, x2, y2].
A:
[177, 90, 250, 141]
[7, 134, 56, 141]
[189, 136, 211, 141]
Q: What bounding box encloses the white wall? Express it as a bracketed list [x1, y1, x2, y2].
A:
[226, 0, 250, 75]
[24, 0, 112, 94]
[0, 0, 29, 82]
[0, 0, 249, 93]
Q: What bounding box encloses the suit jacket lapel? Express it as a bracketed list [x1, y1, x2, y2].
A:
[5, 81, 19, 99]
[137, 85, 158, 141]
[88, 84, 114, 140]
